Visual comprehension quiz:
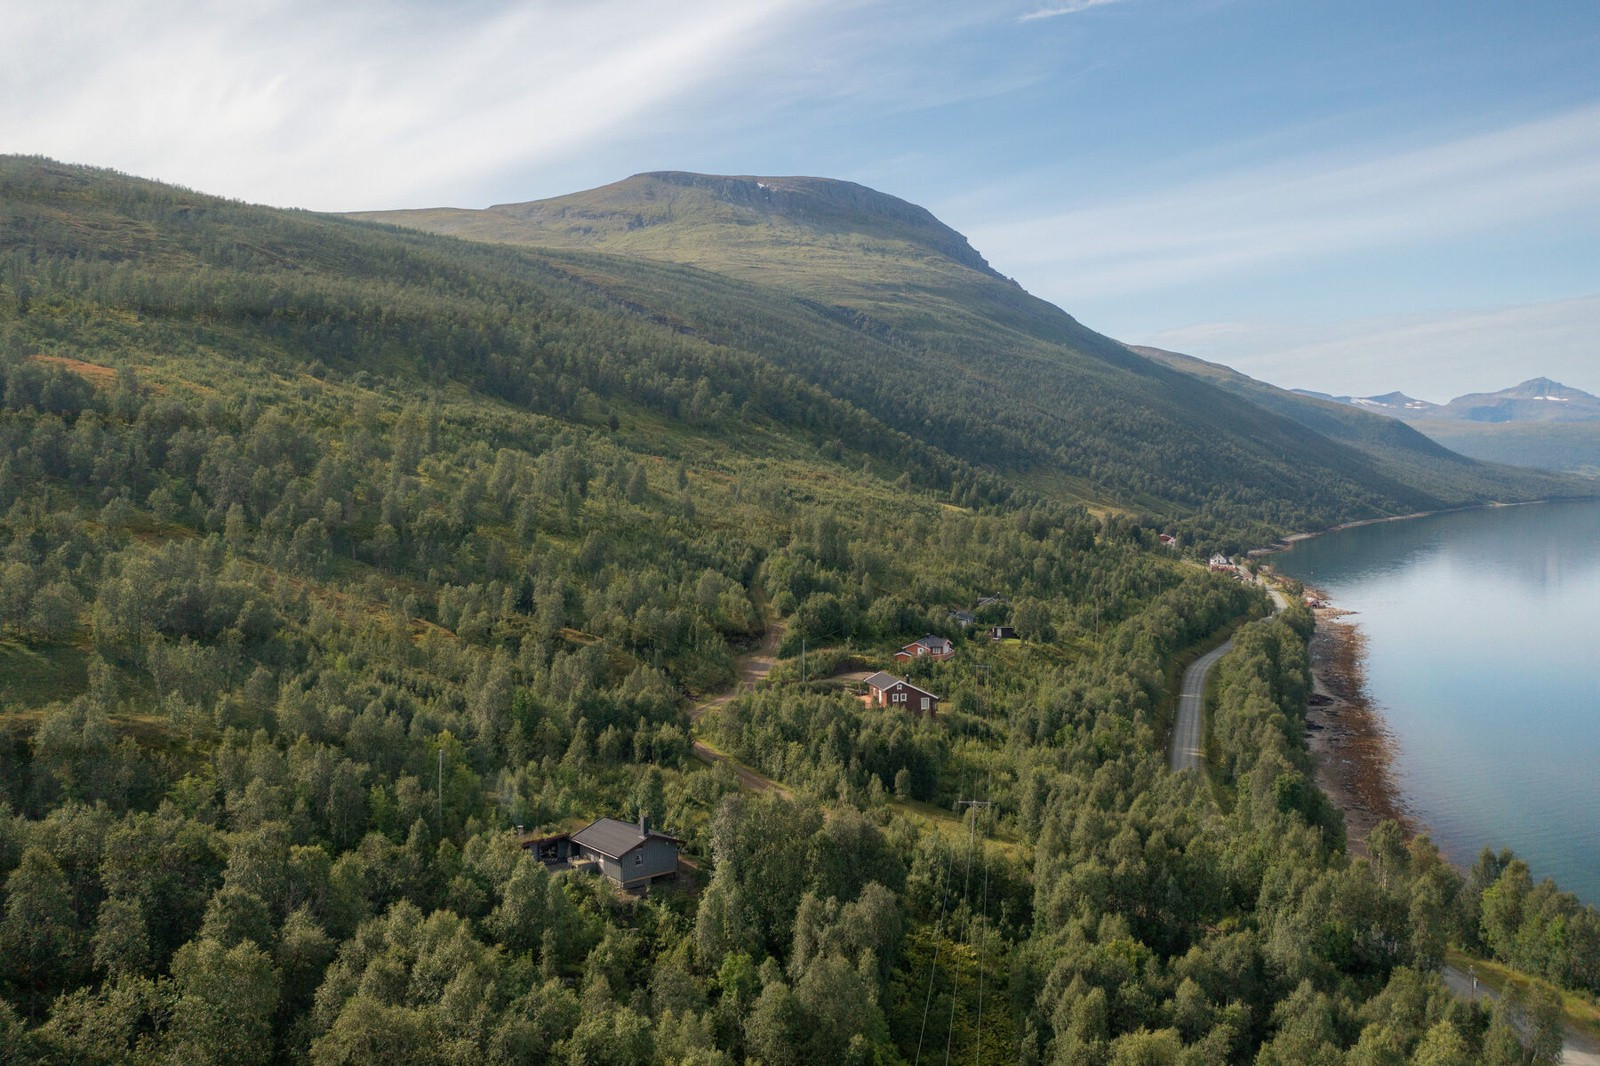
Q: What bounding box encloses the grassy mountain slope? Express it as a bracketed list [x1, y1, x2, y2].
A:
[1398, 421, 1600, 477]
[355, 171, 1587, 540]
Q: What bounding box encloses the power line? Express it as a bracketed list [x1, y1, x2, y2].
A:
[974, 771, 993, 1066]
[915, 814, 962, 1066]
[948, 798, 991, 1066]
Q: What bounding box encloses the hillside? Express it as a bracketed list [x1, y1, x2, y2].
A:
[1291, 377, 1600, 476]
[5, 157, 1599, 1064]
[355, 171, 1589, 543]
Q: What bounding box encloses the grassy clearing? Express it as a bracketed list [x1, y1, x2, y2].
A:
[887, 795, 1028, 864]
[0, 639, 88, 707]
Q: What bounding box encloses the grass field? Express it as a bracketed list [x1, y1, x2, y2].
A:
[0, 638, 88, 709]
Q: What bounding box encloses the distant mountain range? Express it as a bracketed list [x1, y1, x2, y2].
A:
[1287, 379, 1600, 476]
[1294, 378, 1600, 424]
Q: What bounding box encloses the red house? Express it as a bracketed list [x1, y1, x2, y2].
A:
[893, 634, 955, 662]
[863, 671, 940, 717]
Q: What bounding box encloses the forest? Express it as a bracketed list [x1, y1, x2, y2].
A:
[1, 156, 1598, 1064]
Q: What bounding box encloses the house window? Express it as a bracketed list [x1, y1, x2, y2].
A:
[634, 852, 642, 865]
[893, 691, 905, 703]
[921, 697, 930, 712]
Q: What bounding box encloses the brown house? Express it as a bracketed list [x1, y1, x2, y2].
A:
[893, 634, 955, 662]
[863, 671, 940, 717]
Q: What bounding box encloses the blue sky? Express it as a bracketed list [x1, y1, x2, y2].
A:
[3, 0, 1597, 399]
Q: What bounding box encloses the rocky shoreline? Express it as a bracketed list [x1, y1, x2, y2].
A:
[1301, 598, 1412, 856]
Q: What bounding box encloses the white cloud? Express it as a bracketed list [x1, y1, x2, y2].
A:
[967, 104, 1600, 302]
[1142, 295, 1600, 401]
[1019, 0, 1131, 21]
[0, 0, 824, 210]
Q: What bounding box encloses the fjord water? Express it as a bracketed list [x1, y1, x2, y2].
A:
[1274, 499, 1600, 904]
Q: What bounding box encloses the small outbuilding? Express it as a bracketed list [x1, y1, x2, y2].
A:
[989, 625, 1016, 642]
[863, 671, 940, 717]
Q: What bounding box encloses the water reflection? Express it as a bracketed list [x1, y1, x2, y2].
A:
[1277, 499, 1600, 904]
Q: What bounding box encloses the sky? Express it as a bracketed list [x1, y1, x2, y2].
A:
[2, 0, 1597, 400]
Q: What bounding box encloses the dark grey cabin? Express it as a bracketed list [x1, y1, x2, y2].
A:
[522, 815, 682, 890]
[570, 816, 681, 889]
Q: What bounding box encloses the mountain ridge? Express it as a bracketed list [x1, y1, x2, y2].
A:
[351, 168, 1592, 539]
[1294, 378, 1600, 424]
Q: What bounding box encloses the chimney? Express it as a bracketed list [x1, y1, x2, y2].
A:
[639, 813, 649, 835]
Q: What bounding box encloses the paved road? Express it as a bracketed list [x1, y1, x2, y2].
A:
[1441, 963, 1600, 1064]
[1169, 586, 1288, 774]
[1169, 639, 1234, 773]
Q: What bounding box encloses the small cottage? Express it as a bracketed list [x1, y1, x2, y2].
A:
[989, 625, 1016, 642]
[894, 634, 955, 661]
[949, 610, 977, 628]
[863, 671, 940, 717]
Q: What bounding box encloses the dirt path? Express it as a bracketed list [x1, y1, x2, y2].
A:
[688, 618, 793, 799]
[689, 616, 785, 723]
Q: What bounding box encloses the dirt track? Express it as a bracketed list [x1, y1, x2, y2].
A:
[688, 619, 792, 799]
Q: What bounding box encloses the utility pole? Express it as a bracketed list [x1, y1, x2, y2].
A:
[801, 637, 806, 683]
[437, 748, 443, 828]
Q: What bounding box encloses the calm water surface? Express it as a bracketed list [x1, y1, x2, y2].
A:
[1274, 499, 1600, 904]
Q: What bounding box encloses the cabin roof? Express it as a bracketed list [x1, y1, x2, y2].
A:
[863, 672, 940, 700]
[571, 817, 680, 859]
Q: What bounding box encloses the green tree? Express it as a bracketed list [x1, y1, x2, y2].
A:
[167, 937, 280, 1066]
[0, 845, 85, 1016]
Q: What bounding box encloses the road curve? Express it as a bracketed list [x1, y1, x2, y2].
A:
[1169, 586, 1289, 774]
[1169, 640, 1234, 773]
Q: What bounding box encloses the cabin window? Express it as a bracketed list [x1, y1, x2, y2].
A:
[920, 697, 930, 712]
[634, 852, 642, 865]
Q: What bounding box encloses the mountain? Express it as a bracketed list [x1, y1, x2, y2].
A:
[1301, 378, 1599, 424]
[355, 172, 1589, 539]
[1291, 377, 1600, 475]
[1431, 377, 1600, 424]
[1126, 346, 1589, 500]
[1290, 389, 1437, 413]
